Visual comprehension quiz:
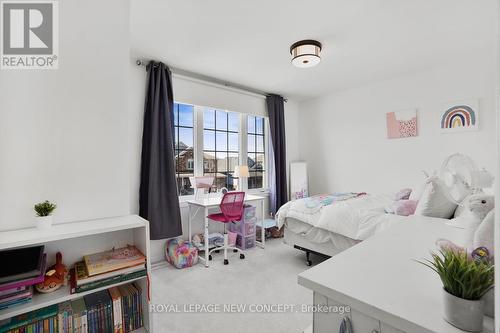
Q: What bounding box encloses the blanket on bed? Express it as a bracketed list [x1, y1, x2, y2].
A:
[302, 192, 367, 212]
[276, 193, 405, 240]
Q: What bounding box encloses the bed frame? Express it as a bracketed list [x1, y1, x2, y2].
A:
[293, 244, 331, 266]
[283, 227, 345, 266]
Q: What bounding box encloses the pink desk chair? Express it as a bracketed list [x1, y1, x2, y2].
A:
[207, 192, 246, 265]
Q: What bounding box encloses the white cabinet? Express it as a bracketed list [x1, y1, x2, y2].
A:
[313, 293, 347, 332]
[351, 309, 381, 333]
[312, 292, 402, 333]
[299, 219, 494, 333]
[380, 323, 405, 333]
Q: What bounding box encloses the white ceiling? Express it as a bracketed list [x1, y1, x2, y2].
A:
[130, 0, 495, 101]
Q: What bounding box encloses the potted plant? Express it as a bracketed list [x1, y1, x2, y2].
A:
[34, 200, 57, 229]
[419, 248, 494, 332]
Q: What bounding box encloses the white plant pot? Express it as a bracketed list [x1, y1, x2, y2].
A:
[36, 216, 53, 230]
[482, 288, 494, 318]
[442, 289, 484, 332]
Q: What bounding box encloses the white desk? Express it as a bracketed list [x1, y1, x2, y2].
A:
[187, 194, 266, 267]
[298, 216, 494, 333]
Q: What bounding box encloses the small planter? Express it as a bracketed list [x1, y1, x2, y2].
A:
[442, 289, 484, 332]
[36, 216, 53, 230]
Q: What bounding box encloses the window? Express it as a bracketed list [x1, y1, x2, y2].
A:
[203, 109, 239, 191]
[247, 115, 265, 189]
[173, 103, 195, 195]
[187, 159, 194, 170]
[172, 102, 268, 197]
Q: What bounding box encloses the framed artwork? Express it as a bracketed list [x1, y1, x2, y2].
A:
[440, 99, 479, 133]
[386, 110, 418, 139]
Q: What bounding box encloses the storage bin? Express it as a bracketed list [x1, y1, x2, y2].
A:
[236, 234, 255, 250]
[229, 217, 256, 237]
[243, 205, 256, 221]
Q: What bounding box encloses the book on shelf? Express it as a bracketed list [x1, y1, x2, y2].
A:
[0, 286, 27, 298]
[0, 286, 33, 311]
[0, 245, 44, 284]
[58, 301, 74, 333]
[0, 254, 47, 292]
[117, 283, 143, 333]
[0, 304, 58, 333]
[84, 290, 113, 333]
[108, 287, 123, 333]
[71, 298, 88, 333]
[1, 315, 57, 333]
[83, 245, 146, 277]
[69, 268, 147, 294]
[0, 296, 32, 311]
[74, 261, 145, 286]
[0, 282, 144, 333]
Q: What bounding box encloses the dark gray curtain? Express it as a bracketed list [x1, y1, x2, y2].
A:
[267, 94, 288, 214]
[139, 61, 182, 240]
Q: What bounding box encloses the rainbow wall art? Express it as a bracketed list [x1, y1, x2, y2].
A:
[441, 100, 479, 133]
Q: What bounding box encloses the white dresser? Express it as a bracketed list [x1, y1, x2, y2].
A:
[298, 217, 494, 333]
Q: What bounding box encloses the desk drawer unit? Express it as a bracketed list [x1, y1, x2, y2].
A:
[229, 217, 256, 236]
[243, 205, 256, 220]
[236, 234, 256, 250]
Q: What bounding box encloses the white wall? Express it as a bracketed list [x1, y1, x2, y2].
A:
[299, 56, 497, 195]
[129, 59, 301, 262]
[0, 0, 130, 230]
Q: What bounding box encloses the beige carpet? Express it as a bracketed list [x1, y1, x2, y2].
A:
[150, 239, 326, 333]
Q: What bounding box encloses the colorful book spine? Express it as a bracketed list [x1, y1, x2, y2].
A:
[1, 282, 143, 333]
[1, 315, 57, 333]
[0, 304, 57, 333]
[71, 299, 87, 333]
[0, 286, 26, 298]
[108, 287, 123, 333]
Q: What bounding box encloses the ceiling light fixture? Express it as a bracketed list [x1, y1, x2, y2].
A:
[290, 40, 322, 68]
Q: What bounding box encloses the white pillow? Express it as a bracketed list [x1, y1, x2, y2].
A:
[414, 179, 457, 219]
[454, 195, 472, 219]
[409, 182, 425, 201]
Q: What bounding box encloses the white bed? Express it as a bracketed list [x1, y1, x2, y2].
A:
[277, 193, 409, 264]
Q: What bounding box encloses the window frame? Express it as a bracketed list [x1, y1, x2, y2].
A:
[246, 115, 267, 191]
[173, 102, 270, 201]
[202, 109, 240, 191]
[173, 102, 195, 196]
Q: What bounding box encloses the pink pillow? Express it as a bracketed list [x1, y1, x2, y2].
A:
[394, 188, 412, 201]
[392, 200, 418, 216]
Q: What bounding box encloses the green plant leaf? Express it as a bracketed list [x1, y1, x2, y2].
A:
[417, 248, 494, 300]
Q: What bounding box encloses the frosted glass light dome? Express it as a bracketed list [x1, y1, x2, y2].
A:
[290, 40, 322, 68]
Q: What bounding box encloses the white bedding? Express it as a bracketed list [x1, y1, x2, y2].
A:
[276, 193, 409, 240]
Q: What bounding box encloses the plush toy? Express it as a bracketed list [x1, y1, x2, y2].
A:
[473, 210, 494, 255]
[453, 193, 494, 228]
[437, 193, 495, 258]
[35, 252, 68, 294]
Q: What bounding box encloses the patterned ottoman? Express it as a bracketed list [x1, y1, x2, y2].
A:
[165, 238, 198, 269]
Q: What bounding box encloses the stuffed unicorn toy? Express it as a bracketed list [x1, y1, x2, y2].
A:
[436, 193, 495, 256]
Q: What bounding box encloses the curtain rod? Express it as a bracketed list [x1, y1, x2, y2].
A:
[135, 60, 288, 103]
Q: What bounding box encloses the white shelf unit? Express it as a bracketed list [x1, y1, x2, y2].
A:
[0, 215, 153, 332]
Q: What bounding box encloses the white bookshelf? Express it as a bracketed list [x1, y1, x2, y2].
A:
[0, 215, 153, 332]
